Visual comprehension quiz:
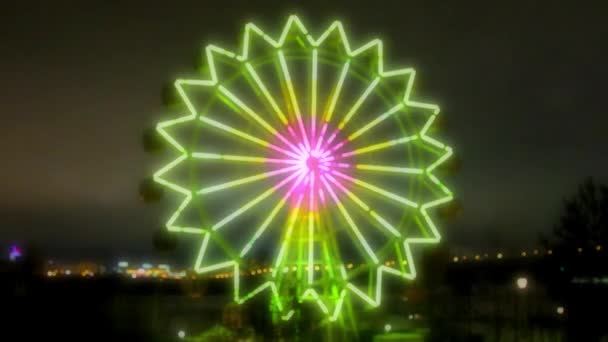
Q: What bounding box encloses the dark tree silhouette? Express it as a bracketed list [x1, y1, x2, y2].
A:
[138, 177, 164, 203]
[552, 178, 608, 250]
[142, 127, 164, 153]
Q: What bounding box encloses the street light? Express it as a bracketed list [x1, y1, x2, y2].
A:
[516, 277, 528, 290]
[178, 330, 185, 339]
[515, 277, 529, 341]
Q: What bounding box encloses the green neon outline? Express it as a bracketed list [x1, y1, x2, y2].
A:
[152, 14, 455, 320]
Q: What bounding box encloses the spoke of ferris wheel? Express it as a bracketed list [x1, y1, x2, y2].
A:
[319, 154, 335, 162]
[191, 152, 300, 165]
[340, 135, 419, 158]
[320, 175, 379, 264]
[197, 164, 301, 195]
[318, 62, 352, 153]
[277, 50, 311, 151]
[325, 104, 408, 155]
[320, 125, 342, 153]
[324, 61, 350, 123]
[296, 143, 308, 156]
[325, 163, 351, 172]
[307, 174, 316, 285]
[314, 121, 329, 152]
[273, 193, 305, 277]
[331, 169, 419, 208]
[307, 212, 318, 285]
[348, 103, 405, 141]
[217, 85, 301, 155]
[355, 164, 423, 175]
[308, 172, 316, 212]
[324, 173, 401, 237]
[310, 49, 318, 142]
[327, 137, 349, 154]
[211, 169, 303, 232]
[239, 170, 308, 257]
[244, 63, 289, 125]
[199, 116, 301, 160]
[320, 149, 333, 159]
[337, 77, 380, 130]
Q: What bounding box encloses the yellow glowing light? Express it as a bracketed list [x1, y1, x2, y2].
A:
[516, 277, 528, 290]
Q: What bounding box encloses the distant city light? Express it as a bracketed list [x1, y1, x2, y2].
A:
[118, 261, 129, 268]
[384, 324, 391, 333]
[453, 257, 459, 263]
[142, 263, 153, 269]
[533, 249, 538, 255]
[178, 330, 186, 339]
[65, 270, 71, 275]
[9, 245, 22, 262]
[474, 255, 480, 261]
[547, 249, 553, 255]
[557, 306, 565, 315]
[497, 253, 503, 259]
[577, 247, 583, 253]
[521, 251, 527, 257]
[596, 245, 602, 251]
[516, 277, 528, 290]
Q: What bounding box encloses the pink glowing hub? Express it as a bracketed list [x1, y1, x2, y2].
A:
[266, 120, 353, 212]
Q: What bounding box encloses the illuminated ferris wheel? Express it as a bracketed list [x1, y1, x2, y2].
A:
[151, 15, 454, 321]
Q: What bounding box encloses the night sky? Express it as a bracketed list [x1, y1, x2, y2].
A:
[2, 1, 607, 260]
